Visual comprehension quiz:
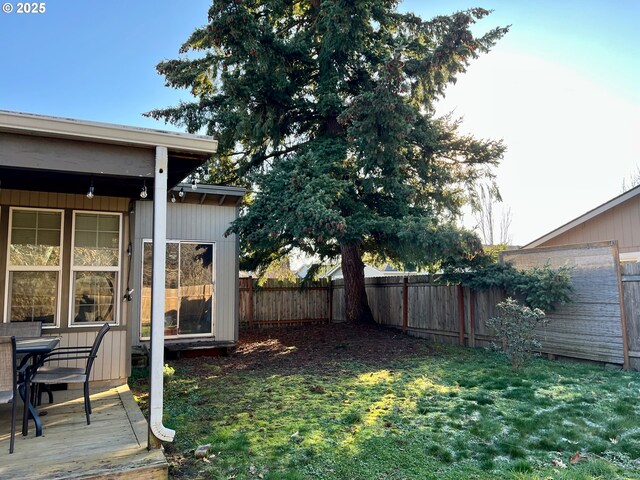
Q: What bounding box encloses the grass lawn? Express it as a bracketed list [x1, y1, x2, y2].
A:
[130, 324, 640, 479]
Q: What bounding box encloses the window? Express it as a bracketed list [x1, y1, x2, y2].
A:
[141, 241, 214, 339]
[6, 208, 63, 326]
[70, 212, 121, 326]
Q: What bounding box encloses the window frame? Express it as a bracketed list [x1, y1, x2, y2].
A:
[139, 239, 216, 341]
[68, 210, 123, 328]
[4, 207, 65, 328]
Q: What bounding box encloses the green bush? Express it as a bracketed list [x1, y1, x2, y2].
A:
[485, 298, 548, 370]
[445, 262, 573, 312]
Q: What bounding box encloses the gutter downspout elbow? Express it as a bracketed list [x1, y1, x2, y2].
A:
[148, 146, 176, 446]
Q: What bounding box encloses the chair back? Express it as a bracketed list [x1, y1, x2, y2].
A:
[85, 323, 111, 377]
[0, 321, 42, 337]
[0, 336, 17, 403]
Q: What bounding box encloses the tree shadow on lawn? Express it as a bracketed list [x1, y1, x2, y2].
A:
[132, 324, 640, 479]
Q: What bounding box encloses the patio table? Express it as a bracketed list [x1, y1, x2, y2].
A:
[16, 336, 60, 437]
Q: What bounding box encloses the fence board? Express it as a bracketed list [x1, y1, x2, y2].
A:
[239, 277, 331, 327]
[622, 263, 640, 369]
[239, 243, 640, 368]
[503, 242, 625, 365]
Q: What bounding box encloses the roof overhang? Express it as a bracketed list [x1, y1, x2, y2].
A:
[0, 110, 217, 154]
[0, 111, 218, 198]
[169, 183, 246, 206]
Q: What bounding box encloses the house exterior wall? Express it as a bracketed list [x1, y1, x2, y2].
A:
[0, 189, 132, 382]
[535, 195, 640, 256]
[131, 200, 239, 346]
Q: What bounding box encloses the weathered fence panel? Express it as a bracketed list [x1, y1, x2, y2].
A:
[621, 262, 640, 370]
[239, 277, 331, 327]
[239, 240, 640, 368]
[502, 241, 627, 366]
[332, 275, 502, 346]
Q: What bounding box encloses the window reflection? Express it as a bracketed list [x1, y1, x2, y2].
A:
[141, 241, 214, 338]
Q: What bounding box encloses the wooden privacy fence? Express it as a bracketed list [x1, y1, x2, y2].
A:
[331, 276, 504, 348]
[503, 242, 629, 367]
[239, 241, 640, 368]
[621, 262, 640, 370]
[239, 277, 332, 327]
[240, 275, 504, 347]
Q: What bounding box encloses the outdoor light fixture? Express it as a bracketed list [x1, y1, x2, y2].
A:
[140, 180, 148, 199]
[170, 192, 176, 203]
[86, 179, 94, 199]
[178, 187, 185, 198]
[192, 178, 198, 190]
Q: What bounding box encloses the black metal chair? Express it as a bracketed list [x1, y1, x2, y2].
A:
[0, 336, 18, 453]
[31, 323, 110, 425]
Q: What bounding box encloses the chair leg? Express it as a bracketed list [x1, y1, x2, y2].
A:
[10, 397, 16, 454]
[38, 385, 53, 405]
[83, 382, 91, 425]
[22, 379, 30, 436]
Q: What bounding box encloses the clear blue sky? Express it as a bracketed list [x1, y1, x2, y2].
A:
[1, 1, 639, 244]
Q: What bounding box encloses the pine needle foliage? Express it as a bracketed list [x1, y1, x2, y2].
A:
[148, 1, 509, 319]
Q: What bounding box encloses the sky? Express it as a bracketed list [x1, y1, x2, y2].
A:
[1, 0, 639, 245]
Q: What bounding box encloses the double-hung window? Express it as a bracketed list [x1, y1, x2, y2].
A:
[6, 208, 63, 326]
[70, 212, 121, 326]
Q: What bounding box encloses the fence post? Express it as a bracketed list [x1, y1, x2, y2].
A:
[468, 289, 476, 348]
[248, 276, 254, 327]
[457, 284, 465, 346]
[402, 277, 408, 332]
[328, 278, 333, 323]
[612, 241, 630, 369]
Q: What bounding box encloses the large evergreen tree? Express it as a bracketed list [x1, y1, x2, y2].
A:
[148, 1, 508, 323]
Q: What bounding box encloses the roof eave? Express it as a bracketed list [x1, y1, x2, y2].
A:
[0, 110, 217, 155]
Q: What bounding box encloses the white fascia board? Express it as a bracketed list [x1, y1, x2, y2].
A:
[0, 110, 217, 154]
[525, 185, 640, 248]
[173, 183, 246, 197]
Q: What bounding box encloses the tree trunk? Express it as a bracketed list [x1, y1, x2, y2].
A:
[340, 243, 375, 324]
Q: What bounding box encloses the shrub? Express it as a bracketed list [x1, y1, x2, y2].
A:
[485, 298, 548, 370]
[441, 261, 573, 312]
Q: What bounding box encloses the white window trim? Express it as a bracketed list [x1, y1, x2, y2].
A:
[140, 239, 216, 341]
[68, 210, 123, 328]
[4, 207, 64, 328]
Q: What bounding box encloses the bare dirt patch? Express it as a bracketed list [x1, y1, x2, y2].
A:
[182, 323, 433, 376]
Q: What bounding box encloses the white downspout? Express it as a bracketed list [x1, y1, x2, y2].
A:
[148, 146, 176, 445]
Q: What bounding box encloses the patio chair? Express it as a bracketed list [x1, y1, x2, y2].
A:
[31, 323, 110, 425]
[0, 336, 18, 453]
[0, 321, 42, 337]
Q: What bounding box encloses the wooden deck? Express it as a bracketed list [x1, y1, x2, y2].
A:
[0, 384, 168, 479]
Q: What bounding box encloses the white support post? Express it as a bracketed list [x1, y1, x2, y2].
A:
[148, 146, 175, 447]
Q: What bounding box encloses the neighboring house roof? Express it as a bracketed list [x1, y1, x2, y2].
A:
[325, 264, 386, 279]
[524, 184, 640, 249]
